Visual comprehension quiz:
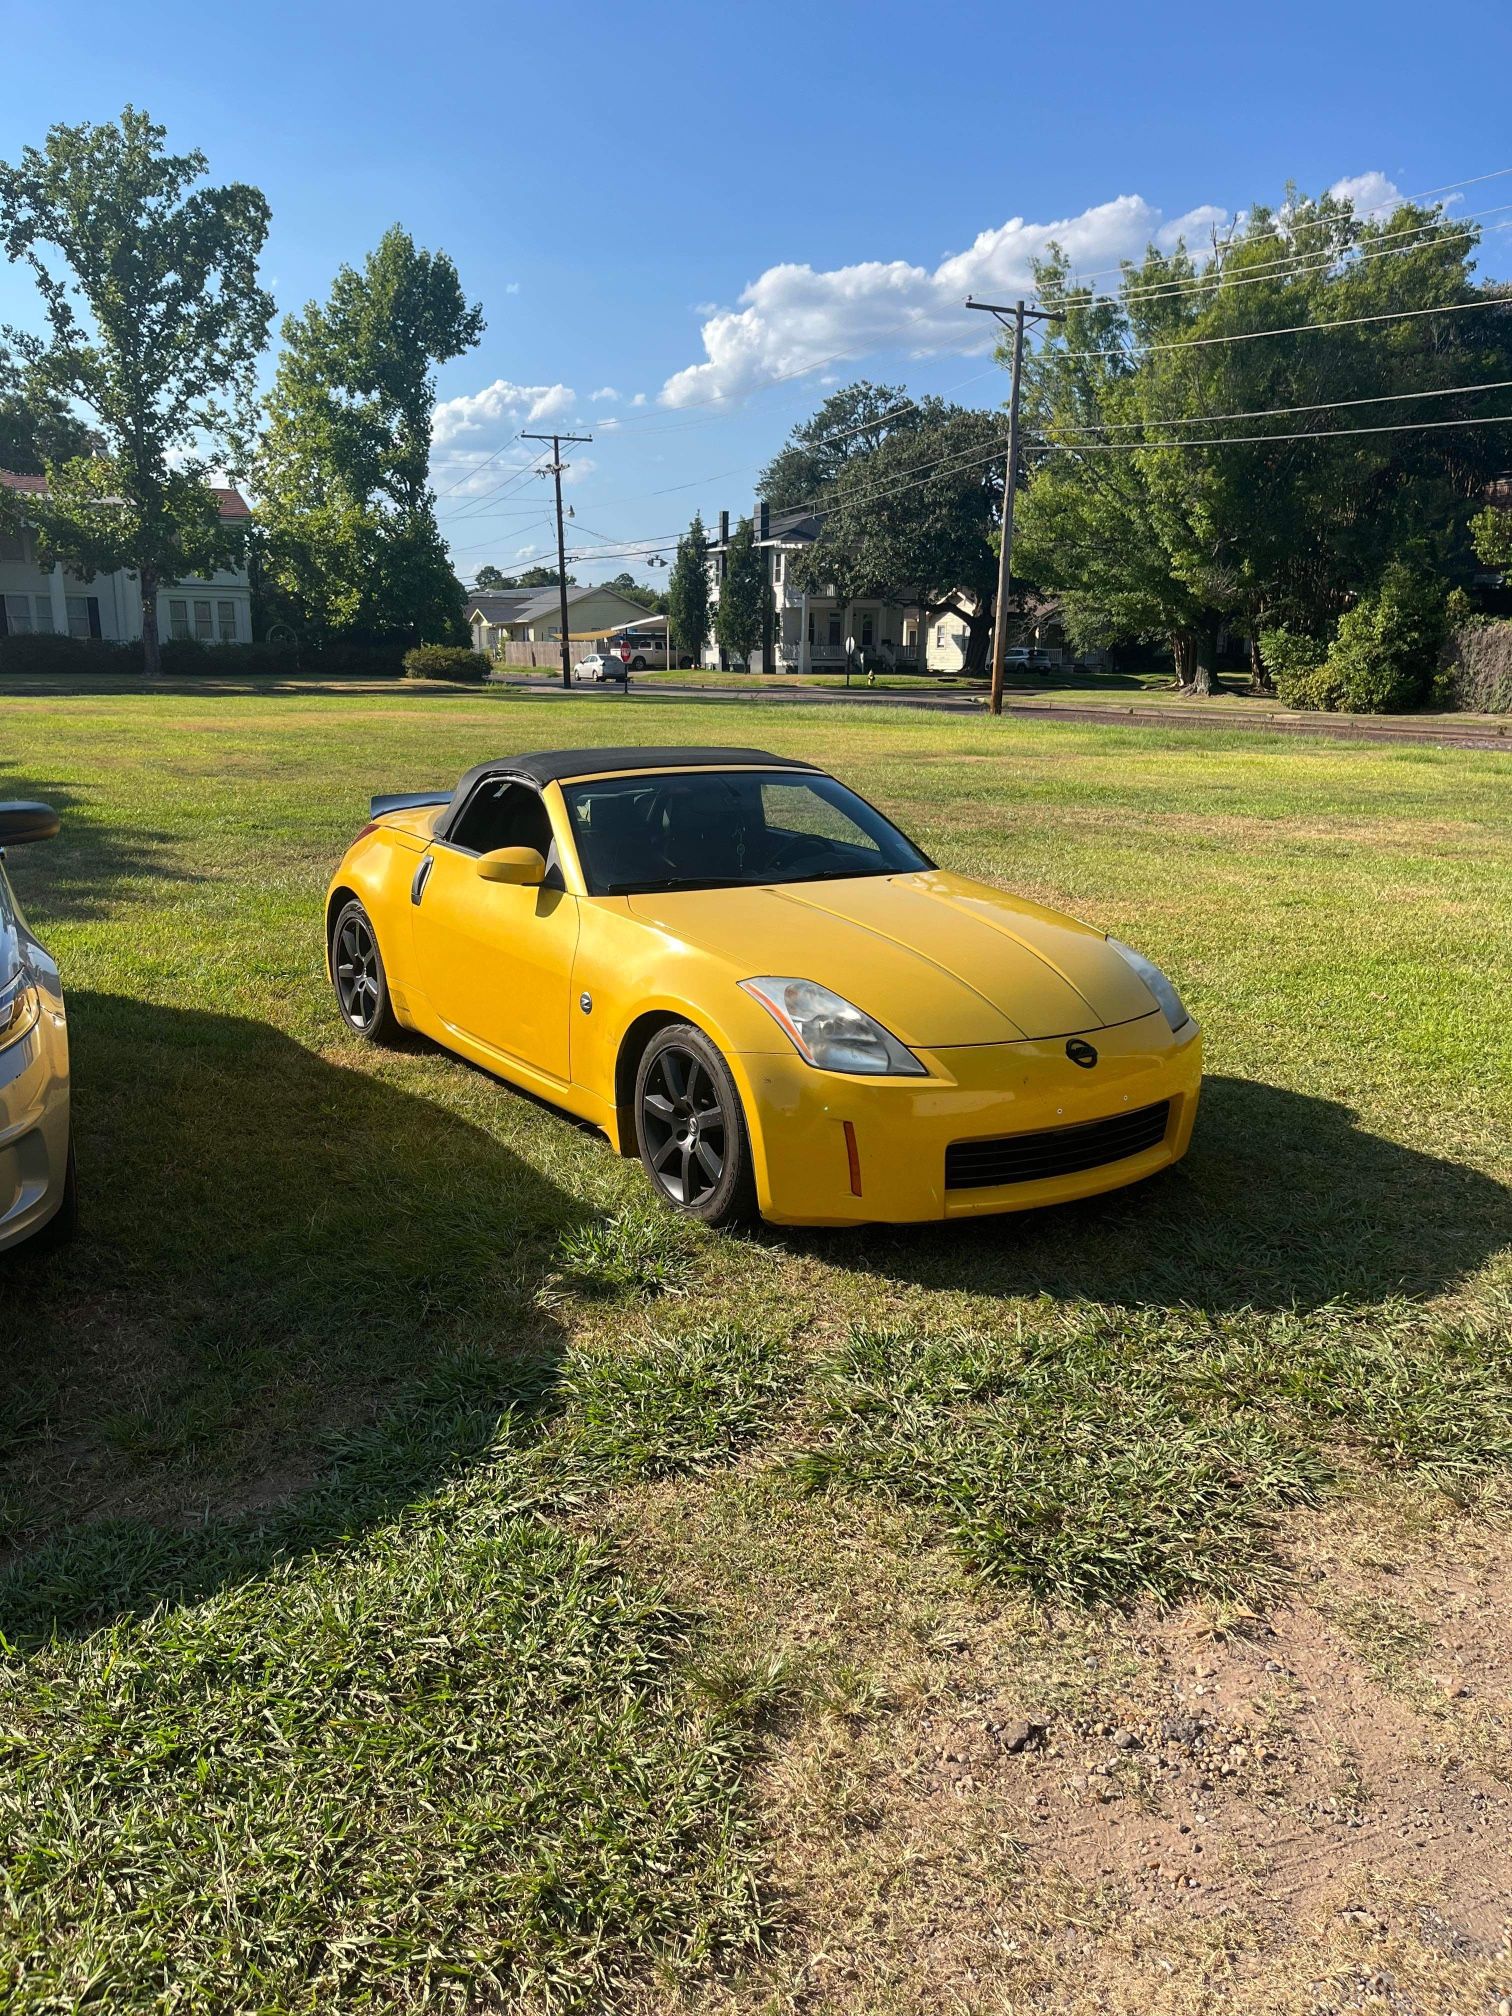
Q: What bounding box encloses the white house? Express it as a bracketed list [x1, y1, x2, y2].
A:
[704, 509, 929, 674]
[0, 471, 254, 645]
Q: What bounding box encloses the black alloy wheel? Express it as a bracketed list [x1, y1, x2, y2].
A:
[332, 899, 400, 1043]
[634, 1023, 756, 1226]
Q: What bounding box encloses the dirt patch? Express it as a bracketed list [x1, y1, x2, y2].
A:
[658, 1498, 1512, 2014]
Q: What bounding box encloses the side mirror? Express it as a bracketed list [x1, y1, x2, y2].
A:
[0, 801, 60, 846]
[476, 845, 546, 886]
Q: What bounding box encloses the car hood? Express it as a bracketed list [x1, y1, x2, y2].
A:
[626, 869, 1158, 1045]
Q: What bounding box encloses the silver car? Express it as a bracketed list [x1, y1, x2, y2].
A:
[0, 801, 75, 1252]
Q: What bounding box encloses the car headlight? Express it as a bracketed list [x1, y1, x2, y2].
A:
[1107, 938, 1190, 1033]
[0, 967, 41, 1052]
[740, 977, 926, 1076]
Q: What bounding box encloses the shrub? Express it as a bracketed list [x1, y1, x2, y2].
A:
[1259, 625, 1336, 711]
[0, 633, 134, 677]
[402, 643, 490, 683]
[1323, 566, 1447, 714]
[1435, 619, 1512, 714]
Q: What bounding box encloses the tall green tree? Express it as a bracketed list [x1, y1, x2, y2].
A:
[0, 107, 272, 676]
[714, 516, 764, 667]
[602, 569, 661, 611]
[1017, 191, 1512, 692]
[791, 400, 1006, 670]
[256, 226, 482, 642]
[758, 379, 916, 511]
[473, 563, 509, 590]
[0, 354, 99, 473]
[666, 511, 710, 665]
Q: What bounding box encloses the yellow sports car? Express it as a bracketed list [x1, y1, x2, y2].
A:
[326, 746, 1201, 1227]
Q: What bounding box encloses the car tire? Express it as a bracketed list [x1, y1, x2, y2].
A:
[331, 899, 402, 1044]
[634, 1023, 757, 1228]
[630, 655, 646, 671]
[29, 1131, 78, 1252]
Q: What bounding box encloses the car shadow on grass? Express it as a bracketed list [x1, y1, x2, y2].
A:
[0, 763, 193, 923]
[0, 990, 588, 1638]
[805, 1074, 1512, 1313]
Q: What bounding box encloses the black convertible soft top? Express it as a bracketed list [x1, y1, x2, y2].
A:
[461, 746, 818, 791]
[371, 749, 822, 833]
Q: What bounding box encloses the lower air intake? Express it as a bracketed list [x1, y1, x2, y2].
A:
[944, 1100, 1171, 1190]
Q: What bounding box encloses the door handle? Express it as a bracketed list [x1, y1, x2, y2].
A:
[411, 856, 435, 905]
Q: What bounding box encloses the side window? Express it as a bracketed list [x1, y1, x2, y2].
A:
[450, 780, 554, 858]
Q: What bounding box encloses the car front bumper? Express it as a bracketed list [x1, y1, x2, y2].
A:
[731, 1012, 1202, 1226]
[0, 993, 71, 1252]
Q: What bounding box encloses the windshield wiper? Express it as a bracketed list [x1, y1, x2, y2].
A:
[604, 876, 728, 895]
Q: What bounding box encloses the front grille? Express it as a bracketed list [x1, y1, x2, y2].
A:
[944, 1100, 1171, 1190]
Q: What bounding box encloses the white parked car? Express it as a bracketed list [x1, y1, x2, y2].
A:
[573, 653, 630, 683]
[1, 801, 75, 1253]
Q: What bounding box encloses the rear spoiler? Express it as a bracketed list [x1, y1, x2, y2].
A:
[370, 790, 451, 820]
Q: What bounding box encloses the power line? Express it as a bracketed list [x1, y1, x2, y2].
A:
[1036, 408, 1512, 454]
[1057, 292, 1509, 361]
[483, 400, 1512, 575]
[1041, 374, 1512, 433]
[1040, 164, 1512, 294]
[1043, 212, 1504, 314]
[432, 430, 524, 499]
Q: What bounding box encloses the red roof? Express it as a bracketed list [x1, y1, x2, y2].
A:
[0, 469, 251, 520]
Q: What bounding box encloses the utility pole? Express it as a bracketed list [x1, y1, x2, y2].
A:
[964, 297, 1062, 716]
[522, 430, 592, 688]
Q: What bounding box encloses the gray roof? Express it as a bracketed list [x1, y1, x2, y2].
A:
[466, 583, 653, 626]
[465, 591, 534, 622]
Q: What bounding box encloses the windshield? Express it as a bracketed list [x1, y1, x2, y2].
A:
[563, 769, 933, 896]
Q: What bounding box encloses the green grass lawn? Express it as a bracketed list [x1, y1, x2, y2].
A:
[1, 685, 1509, 2011]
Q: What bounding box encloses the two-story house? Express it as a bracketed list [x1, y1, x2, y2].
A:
[0, 472, 254, 645]
[703, 507, 934, 674]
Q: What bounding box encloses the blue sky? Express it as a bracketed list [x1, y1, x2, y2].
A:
[4, 0, 1512, 586]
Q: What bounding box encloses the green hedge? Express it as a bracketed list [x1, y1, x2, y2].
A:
[0, 633, 134, 676]
[1435, 620, 1512, 714]
[402, 644, 491, 683]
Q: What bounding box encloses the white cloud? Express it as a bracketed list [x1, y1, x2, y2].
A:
[596, 415, 621, 432]
[663, 186, 1421, 407]
[1156, 204, 1229, 252]
[431, 378, 575, 445]
[1328, 172, 1405, 217]
[630, 391, 647, 406]
[590, 385, 620, 402]
[505, 281, 521, 295]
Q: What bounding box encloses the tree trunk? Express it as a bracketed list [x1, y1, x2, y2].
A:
[1248, 633, 1275, 696]
[961, 602, 993, 677]
[1169, 630, 1195, 690]
[141, 571, 162, 681]
[1189, 623, 1217, 696]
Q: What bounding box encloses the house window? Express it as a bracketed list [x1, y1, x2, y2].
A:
[4, 594, 36, 634]
[861, 612, 874, 648]
[773, 551, 784, 583]
[827, 612, 842, 647]
[169, 599, 191, 640]
[65, 595, 101, 640]
[935, 624, 946, 646]
[216, 600, 237, 642]
[193, 599, 213, 640]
